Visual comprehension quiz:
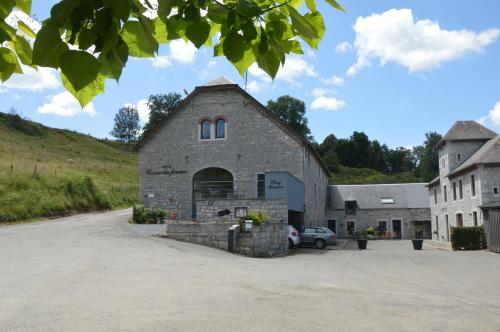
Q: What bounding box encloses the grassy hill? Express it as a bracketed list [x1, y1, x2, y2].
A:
[0, 112, 138, 223]
[330, 166, 421, 185]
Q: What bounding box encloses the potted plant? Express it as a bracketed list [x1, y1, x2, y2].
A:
[355, 230, 368, 250]
[412, 225, 424, 250]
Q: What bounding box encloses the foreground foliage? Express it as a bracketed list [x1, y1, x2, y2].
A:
[132, 204, 167, 224]
[1, 0, 343, 107]
[450, 226, 487, 251]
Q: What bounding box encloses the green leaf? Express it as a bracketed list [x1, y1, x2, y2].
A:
[61, 72, 105, 108]
[16, 0, 31, 14]
[9, 35, 32, 65]
[287, 6, 319, 40]
[253, 42, 280, 78]
[235, 0, 262, 17]
[32, 23, 69, 68]
[0, 28, 9, 43]
[153, 18, 168, 43]
[0, 0, 15, 20]
[185, 21, 210, 48]
[305, 0, 316, 12]
[232, 43, 255, 76]
[121, 20, 158, 57]
[104, 0, 130, 22]
[0, 47, 22, 82]
[301, 11, 325, 49]
[17, 21, 36, 39]
[206, 2, 229, 24]
[99, 40, 128, 81]
[223, 32, 245, 63]
[285, 40, 304, 54]
[59, 50, 101, 91]
[324, 0, 345, 12]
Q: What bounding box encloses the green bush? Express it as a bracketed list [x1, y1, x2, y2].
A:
[450, 226, 487, 250]
[243, 211, 268, 226]
[132, 205, 167, 224]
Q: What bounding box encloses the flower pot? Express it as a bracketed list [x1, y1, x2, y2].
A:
[412, 239, 423, 250]
[357, 239, 368, 250]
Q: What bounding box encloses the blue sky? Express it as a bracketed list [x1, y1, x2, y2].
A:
[1, 0, 500, 148]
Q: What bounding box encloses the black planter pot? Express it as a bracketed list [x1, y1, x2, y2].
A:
[412, 239, 423, 250]
[357, 239, 368, 250]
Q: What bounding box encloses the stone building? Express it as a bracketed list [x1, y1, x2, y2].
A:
[136, 77, 329, 228]
[326, 184, 431, 239]
[427, 121, 500, 242]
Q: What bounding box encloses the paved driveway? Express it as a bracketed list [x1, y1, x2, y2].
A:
[1, 209, 500, 331]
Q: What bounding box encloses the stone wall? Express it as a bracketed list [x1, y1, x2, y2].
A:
[164, 222, 288, 257]
[196, 198, 288, 224]
[326, 208, 431, 239]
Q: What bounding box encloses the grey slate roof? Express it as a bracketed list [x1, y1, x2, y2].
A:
[426, 175, 440, 187]
[203, 76, 235, 86]
[437, 121, 497, 148]
[330, 183, 430, 210]
[480, 201, 500, 209]
[448, 135, 500, 178]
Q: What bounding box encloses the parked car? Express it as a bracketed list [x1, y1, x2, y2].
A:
[299, 227, 337, 249]
[288, 225, 301, 249]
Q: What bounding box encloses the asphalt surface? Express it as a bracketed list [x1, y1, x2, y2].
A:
[1, 209, 500, 331]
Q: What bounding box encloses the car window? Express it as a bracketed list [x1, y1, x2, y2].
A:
[303, 228, 315, 233]
[316, 228, 327, 233]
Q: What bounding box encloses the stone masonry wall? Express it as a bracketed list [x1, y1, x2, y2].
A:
[164, 222, 288, 257]
[138, 88, 305, 220]
[196, 198, 288, 224]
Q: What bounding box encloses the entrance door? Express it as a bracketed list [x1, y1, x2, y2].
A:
[456, 213, 464, 228]
[392, 219, 402, 239]
[346, 221, 355, 238]
[327, 220, 337, 234]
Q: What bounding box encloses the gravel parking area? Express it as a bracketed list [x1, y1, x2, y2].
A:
[1, 209, 500, 331]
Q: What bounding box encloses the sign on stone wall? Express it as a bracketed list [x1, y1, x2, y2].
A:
[146, 165, 187, 176]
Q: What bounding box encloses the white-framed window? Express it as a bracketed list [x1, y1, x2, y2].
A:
[215, 118, 226, 139]
[200, 120, 211, 140]
[377, 220, 388, 232]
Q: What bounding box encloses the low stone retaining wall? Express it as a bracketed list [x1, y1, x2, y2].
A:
[164, 222, 288, 257]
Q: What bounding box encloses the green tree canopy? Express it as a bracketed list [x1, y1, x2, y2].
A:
[266, 95, 312, 139]
[413, 132, 442, 181]
[0, 0, 344, 107]
[110, 106, 141, 142]
[142, 92, 183, 134]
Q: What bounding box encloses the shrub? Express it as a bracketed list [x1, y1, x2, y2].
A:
[450, 226, 487, 250]
[244, 211, 268, 226]
[132, 204, 167, 224]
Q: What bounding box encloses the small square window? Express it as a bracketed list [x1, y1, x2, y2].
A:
[457, 154, 462, 162]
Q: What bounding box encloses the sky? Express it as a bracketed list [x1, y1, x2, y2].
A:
[1, 0, 500, 148]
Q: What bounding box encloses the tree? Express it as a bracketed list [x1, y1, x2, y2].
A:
[1, 1, 344, 107]
[142, 93, 183, 134]
[110, 106, 140, 143]
[414, 132, 442, 181]
[267, 95, 312, 139]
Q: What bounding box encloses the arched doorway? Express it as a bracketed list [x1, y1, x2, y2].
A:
[192, 168, 233, 218]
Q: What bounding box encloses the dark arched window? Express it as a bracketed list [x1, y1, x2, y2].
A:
[215, 119, 225, 139]
[201, 120, 211, 140]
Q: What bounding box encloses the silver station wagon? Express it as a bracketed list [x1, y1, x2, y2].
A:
[299, 227, 337, 249]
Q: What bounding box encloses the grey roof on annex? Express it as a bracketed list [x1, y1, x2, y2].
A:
[437, 121, 497, 148]
[448, 135, 500, 178]
[329, 183, 430, 210]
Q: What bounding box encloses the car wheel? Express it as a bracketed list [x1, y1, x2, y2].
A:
[315, 239, 326, 249]
[288, 239, 293, 249]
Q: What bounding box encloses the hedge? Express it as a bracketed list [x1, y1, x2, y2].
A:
[132, 205, 167, 224]
[450, 226, 487, 250]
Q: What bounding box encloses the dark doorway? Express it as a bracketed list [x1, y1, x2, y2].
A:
[456, 213, 464, 228]
[192, 168, 233, 219]
[327, 220, 337, 234]
[392, 219, 402, 239]
[288, 210, 304, 230]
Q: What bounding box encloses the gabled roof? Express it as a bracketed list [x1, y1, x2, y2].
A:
[135, 78, 331, 176]
[329, 183, 430, 210]
[448, 135, 500, 178]
[426, 175, 440, 188]
[437, 121, 497, 148]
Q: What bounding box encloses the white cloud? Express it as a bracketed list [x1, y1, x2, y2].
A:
[347, 8, 500, 76]
[335, 41, 352, 54]
[1, 65, 60, 91]
[310, 88, 346, 111]
[246, 80, 265, 93]
[488, 101, 500, 126]
[151, 56, 172, 69]
[321, 75, 344, 86]
[151, 39, 198, 69]
[38, 92, 96, 117]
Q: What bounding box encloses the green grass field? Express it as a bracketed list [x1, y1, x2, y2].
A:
[0, 112, 138, 223]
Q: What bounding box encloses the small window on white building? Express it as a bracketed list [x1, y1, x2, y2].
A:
[381, 197, 395, 204]
[457, 153, 462, 162]
[494, 187, 499, 196]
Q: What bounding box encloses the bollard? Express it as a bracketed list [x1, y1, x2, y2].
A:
[228, 224, 239, 253]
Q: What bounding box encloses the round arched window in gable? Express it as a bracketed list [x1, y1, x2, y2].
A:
[200, 120, 211, 140]
[215, 118, 226, 139]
